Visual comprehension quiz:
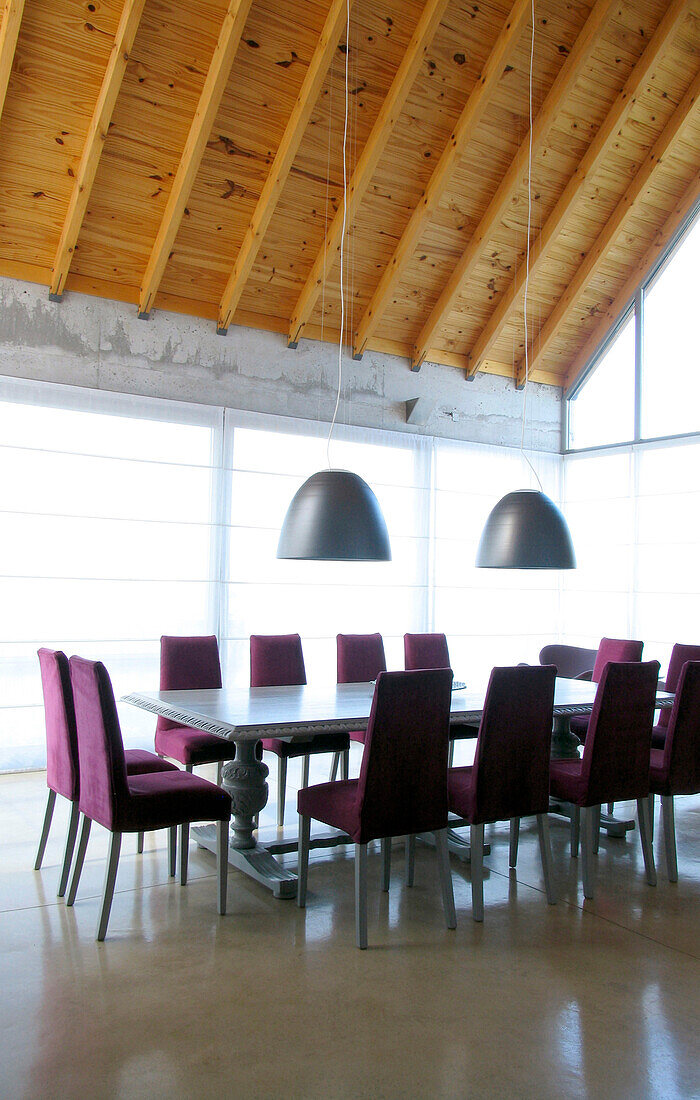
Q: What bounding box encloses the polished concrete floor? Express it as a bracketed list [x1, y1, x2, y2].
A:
[1, 753, 699, 1100]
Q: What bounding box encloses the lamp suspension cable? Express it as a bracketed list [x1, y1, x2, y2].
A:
[326, 0, 351, 470]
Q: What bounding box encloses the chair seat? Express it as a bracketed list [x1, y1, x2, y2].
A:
[261, 731, 350, 758]
[155, 725, 237, 766]
[651, 722, 666, 750]
[298, 779, 361, 840]
[446, 765, 476, 821]
[549, 757, 588, 805]
[117, 770, 232, 833]
[125, 749, 179, 775]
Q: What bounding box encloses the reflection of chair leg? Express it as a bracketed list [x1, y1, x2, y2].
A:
[179, 823, 189, 885]
[536, 814, 557, 904]
[341, 749, 349, 781]
[57, 802, 80, 898]
[381, 838, 391, 891]
[35, 789, 57, 870]
[277, 757, 287, 827]
[217, 819, 228, 915]
[637, 797, 657, 887]
[168, 826, 177, 877]
[592, 805, 601, 854]
[405, 834, 416, 886]
[355, 843, 369, 949]
[297, 814, 311, 907]
[581, 807, 595, 899]
[96, 831, 122, 941]
[470, 823, 484, 922]
[66, 815, 92, 907]
[570, 806, 580, 858]
[661, 795, 678, 883]
[509, 818, 520, 868]
[329, 752, 340, 782]
[434, 828, 456, 930]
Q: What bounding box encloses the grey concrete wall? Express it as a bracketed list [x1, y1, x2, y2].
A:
[0, 276, 562, 452]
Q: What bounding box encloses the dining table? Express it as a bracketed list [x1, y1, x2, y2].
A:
[123, 677, 674, 899]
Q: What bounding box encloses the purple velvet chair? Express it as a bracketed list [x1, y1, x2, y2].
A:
[550, 660, 659, 900]
[35, 649, 177, 897]
[447, 665, 558, 921]
[251, 634, 350, 827]
[67, 656, 231, 940]
[569, 637, 644, 742]
[649, 660, 700, 881]
[297, 668, 456, 949]
[652, 643, 700, 749]
[336, 632, 387, 756]
[155, 636, 237, 787]
[404, 632, 451, 671]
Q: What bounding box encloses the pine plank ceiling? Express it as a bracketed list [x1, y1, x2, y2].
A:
[0, 0, 698, 389]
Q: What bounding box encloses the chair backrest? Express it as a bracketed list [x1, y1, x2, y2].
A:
[37, 648, 80, 802]
[581, 660, 660, 805]
[470, 665, 557, 824]
[661, 660, 700, 795]
[250, 634, 306, 688]
[157, 635, 222, 733]
[657, 643, 700, 731]
[356, 668, 453, 843]
[336, 633, 386, 684]
[404, 632, 451, 671]
[592, 637, 644, 682]
[69, 656, 130, 831]
[539, 643, 597, 680]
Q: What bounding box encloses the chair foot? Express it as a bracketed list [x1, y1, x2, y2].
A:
[96, 832, 122, 941]
[34, 789, 57, 870]
[66, 814, 91, 907]
[137, 831, 144, 854]
[57, 802, 80, 898]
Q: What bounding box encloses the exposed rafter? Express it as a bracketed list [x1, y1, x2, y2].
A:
[48, 0, 146, 300]
[519, 65, 700, 386]
[217, 0, 353, 335]
[410, 0, 616, 372]
[464, 0, 691, 380]
[565, 172, 700, 393]
[287, 0, 450, 349]
[0, 0, 25, 123]
[352, 0, 532, 360]
[137, 0, 253, 318]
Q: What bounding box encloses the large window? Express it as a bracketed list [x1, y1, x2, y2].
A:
[567, 315, 635, 450]
[0, 382, 564, 772]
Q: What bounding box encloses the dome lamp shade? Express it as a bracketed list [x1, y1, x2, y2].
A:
[476, 489, 576, 570]
[277, 469, 391, 561]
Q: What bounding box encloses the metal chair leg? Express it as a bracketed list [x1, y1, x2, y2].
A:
[434, 828, 456, 930]
[137, 832, 144, 854]
[405, 834, 416, 887]
[637, 797, 657, 887]
[217, 819, 228, 916]
[661, 795, 678, 883]
[96, 832, 122, 942]
[592, 805, 602, 854]
[179, 822, 189, 885]
[470, 822, 484, 922]
[35, 789, 57, 870]
[649, 792, 655, 840]
[57, 802, 80, 898]
[381, 838, 391, 892]
[355, 843, 368, 949]
[341, 749, 349, 781]
[581, 806, 595, 899]
[536, 813, 557, 904]
[66, 814, 92, 907]
[570, 805, 580, 858]
[301, 754, 310, 790]
[448, 740, 455, 767]
[216, 762, 223, 787]
[277, 756, 287, 827]
[329, 751, 340, 782]
[168, 826, 177, 877]
[297, 814, 311, 907]
[509, 817, 520, 868]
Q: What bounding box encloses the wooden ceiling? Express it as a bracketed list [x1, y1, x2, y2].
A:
[0, 0, 698, 389]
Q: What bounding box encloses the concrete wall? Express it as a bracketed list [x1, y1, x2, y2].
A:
[0, 277, 562, 452]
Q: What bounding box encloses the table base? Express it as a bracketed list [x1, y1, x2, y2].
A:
[548, 800, 636, 838]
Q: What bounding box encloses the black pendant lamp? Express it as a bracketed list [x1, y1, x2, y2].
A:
[476, 489, 575, 569]
[277, 469, 391, 561]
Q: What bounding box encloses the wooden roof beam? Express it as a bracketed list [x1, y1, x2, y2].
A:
[137, 0, 253, 318]
[564, 171, 700, 393]
[217, 0, 353, 335]
[411, 0, 616, 372]
[0, 0, 24, 124]
[463, 0, 691, 380]
[519, 65, 700, 386]
[352, 0, 532, 360]
[287, 0, 450, 349]
[48, 0, 146, 301]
